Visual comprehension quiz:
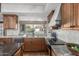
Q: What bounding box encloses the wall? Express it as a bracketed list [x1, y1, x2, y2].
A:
[18, 15, 47, 21]
[56, 11, 61, 20]
[55, 29, 79, 44]
[1, 3, 45, 13]
[5, 15, 47, 36]
[48, 3, 61, 27]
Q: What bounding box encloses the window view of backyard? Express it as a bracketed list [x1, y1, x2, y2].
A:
[20, 24, 46, 37]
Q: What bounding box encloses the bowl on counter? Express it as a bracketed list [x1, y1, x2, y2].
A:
[66, 43, 79, 56]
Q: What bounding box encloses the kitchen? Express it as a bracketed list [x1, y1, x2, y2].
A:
[0, 3, 79, 56]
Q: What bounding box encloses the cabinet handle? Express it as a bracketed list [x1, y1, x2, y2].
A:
[70, 25, 75, 28]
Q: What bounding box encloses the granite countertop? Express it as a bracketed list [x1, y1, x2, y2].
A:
[0, 43, 23, 56]
[0, 36, 24, 38]
[44, 37, 74, 56]
[0, 36, 47, 38]
[51, 45, 74, 56]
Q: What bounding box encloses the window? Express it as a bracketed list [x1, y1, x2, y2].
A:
[20, 24, 46, 37]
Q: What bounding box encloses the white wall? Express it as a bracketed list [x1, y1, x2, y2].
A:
[55, 29, 79, 44]
[18, 15, 47, 21]
[1, 3, 45, 13]
[56, 11, 61, 20]
[45, 3, 60, 15]
[48, 3, 61, 27]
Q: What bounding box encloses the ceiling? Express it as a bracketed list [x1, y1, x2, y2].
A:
[1, 3, 59, 15]
[0, 3, 61, 21]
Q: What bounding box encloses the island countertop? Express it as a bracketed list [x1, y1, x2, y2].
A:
[51, 45, 74, 56]
[0, 43, 23, 56]
[0, 36, 48, 38]
[0, 36, 24, 38]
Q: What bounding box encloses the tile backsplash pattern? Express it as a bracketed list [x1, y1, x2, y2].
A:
[5, 29, 19, 36]
[55, 29, 79, 44]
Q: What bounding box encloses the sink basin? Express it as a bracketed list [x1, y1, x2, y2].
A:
[66, 43, 79, 56]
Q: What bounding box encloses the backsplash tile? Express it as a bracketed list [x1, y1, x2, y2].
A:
[55, 29, 79, 44]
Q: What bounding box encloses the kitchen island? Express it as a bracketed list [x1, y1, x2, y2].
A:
[0, 36, 74, 56]
[0, 43, 23, 56]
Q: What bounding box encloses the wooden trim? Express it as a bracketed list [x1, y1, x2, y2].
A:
[0, 3, 1, 12]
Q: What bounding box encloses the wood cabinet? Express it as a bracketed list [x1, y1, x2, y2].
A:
[24, 38, 32, 51]
[0, 38, 12, 44]
[47, 46, 51, 56]
[14, 48, 22, 56]
[23, 38, 47, 52]
[0, 3, 1, 12]
[61, 3, 73, 28]
[74, 3, 79, 27]
[51, 49, 56, 56]
[3, 14, 18, 29]
[31, 38, 42, 51]
[31, 38, 47, 51]
[61, 3, 79, 29]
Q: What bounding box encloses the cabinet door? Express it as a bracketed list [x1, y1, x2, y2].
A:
[24, 38, 32, 51]
[4, 38, 12, 44]
[61, 3, 74, 28]
[31, 38, 47, 51]
[0, 38, 12, 44]
[41, 38, 47, 51]
[8, 16, 16, 29]
[47, 47, 51, 56]
[31, 38, 42, 51]
[24, 38, 47, 52]
[14, 48, 21, 56]
[3, 16, 9, 29]
[3, 15, 17, 29]
[77, 4, 79, 27]
[51, 49, 56, 56]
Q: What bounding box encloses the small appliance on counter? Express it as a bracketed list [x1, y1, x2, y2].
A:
[48, 32, 66, 45]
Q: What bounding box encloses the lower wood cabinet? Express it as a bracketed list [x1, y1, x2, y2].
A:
[24, 38, 32, 51]
[0, 38, 12, 44]
[51, 49, 56, 56]
[14, 48, 23, 56]
[47, 46, 51, 56]
[31, 38, 42, 51]
[23, 38, 47, 52]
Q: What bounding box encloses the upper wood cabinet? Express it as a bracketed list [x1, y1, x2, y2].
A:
[0, 3, 1, 12]
[74, 3, 79, 27]
[61, 3, 79, 29]
[3, 14, 18, 29]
